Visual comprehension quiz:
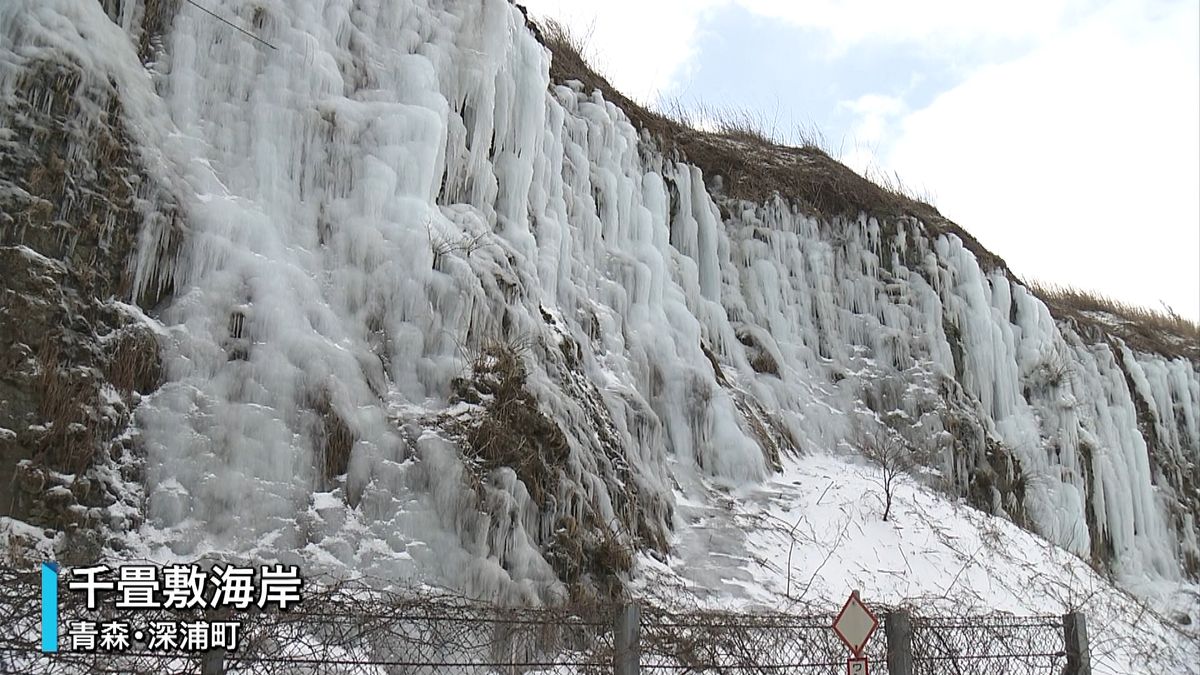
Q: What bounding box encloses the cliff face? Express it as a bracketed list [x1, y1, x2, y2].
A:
[1, 0, 1196, 605]
[0, 12, 169, 563]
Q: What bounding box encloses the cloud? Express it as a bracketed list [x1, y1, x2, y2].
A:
[839, 94, 907, 154]
[879, 0, 1199, 318]
[519, 0, 725, 103]
[732, 0, 1081, 51]
[522, 0, 1199, 319]
[521, 0, 1079, 105]
[835, 95, 908, 181]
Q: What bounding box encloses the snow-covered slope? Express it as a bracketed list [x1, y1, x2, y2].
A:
[1, 0, 1197, 668]
[636, 452, 1199, 673]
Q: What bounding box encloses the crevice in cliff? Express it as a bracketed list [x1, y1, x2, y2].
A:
[301, 389, 358, 493]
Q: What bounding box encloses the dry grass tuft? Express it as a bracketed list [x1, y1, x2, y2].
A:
[656, 99, 780, 147]
[451, 335, 570, 507]
[1027, 281, 1199, 360]
[136, 0, 180, 62]
[656, 98, 846, 158]
[730, 392, 794, 472]
[34, 338, 98, 475]
[547, 515, 634, 601]
[105, 328, 163, 396]
[860, 163, 938, 210]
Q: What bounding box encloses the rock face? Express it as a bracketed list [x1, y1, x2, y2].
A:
[0, 35, 170, 562]
[0, 0, 1196, 604]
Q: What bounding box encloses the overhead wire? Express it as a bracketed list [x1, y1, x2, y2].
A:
[183, 0, 278, 50]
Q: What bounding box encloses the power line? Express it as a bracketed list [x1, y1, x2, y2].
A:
[184, 0, 278, 50]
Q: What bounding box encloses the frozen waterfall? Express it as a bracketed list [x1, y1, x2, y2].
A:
[1, 0, 1196, 606]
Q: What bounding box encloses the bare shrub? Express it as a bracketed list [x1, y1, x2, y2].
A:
[852, 415, 935, 522]
[428, 223, 494, 270]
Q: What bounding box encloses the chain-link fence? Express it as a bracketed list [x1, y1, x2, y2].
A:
[911, 614, 1069, 675]
[0, 565, 1083, 674]
[640, 606, 888, 671]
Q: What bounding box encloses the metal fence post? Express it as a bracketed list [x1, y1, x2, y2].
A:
[1063, 612, 1090, 675]
[201, 605, 228, 675]
[885, 610, 913, 675]
[201, 649, 224, 675]
[614, 601, 640, 675]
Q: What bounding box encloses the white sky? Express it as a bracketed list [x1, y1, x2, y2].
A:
[521, 0, 1200, 322]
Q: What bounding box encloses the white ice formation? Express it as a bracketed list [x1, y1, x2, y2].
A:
[1, 0, 1197, 611]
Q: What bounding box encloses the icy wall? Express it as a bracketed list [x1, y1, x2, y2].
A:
[1, 0, 1197, 601]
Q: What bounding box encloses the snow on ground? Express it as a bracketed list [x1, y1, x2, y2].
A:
[633, 451, 1200, 675]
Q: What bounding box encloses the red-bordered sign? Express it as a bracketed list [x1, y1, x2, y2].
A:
[832, 591, 879, 657]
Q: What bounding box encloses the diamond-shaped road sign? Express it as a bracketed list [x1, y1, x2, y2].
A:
[832, 591, 879, 656]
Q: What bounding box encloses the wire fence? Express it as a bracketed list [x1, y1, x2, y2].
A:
[0, 564, 1077, 674]
[640, 606, 888, 671]
[911, 614, 1068, 675]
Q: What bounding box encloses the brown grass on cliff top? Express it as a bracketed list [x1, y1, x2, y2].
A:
[526, 15, 1009, 273]
[1027, 282, 1200, 360]
[534, 19, 898, 213]
[521, 10, 1196, 359]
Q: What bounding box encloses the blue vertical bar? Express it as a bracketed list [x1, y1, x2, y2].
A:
[41, 562, 58, 652]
